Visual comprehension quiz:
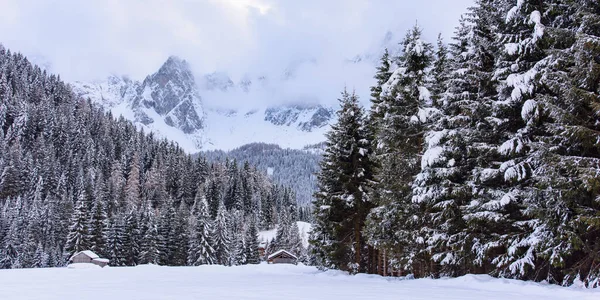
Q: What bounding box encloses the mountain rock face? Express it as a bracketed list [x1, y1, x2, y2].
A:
[71, 56, 336, 152]
[264, 104, 333, 132]
[72, 56, 206, 150]
[132, 56, 204, 134]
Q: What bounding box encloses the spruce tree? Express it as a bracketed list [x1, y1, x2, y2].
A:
[106, 216, 125, 266]
[310, 89, 375, 273]
[89, 197, 107, 257]
[213, 201, 231, 265]
[244, 217, 260, 264]
[64, 192, 90, 257]
[365, 24, 435, 276]
[188, 195, 216, 265]
[139, 209, 160, 265]
[122, 211, 140, 266]
[368, 48, 394, 136]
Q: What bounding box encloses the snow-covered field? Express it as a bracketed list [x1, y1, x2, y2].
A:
[0, 263, 596, 300]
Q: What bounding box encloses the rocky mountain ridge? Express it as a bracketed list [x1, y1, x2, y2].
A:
[71, 56, 335, 152]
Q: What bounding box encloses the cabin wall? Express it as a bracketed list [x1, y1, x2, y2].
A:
[272, 258, 296, 264]
[71, 254, 93, 264]
[93, 261, 108, 267]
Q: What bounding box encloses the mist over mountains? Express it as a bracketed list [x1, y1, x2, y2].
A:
[69, 29, 411, 152]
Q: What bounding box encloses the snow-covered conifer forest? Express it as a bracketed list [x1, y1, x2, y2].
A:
[203, 142, 321, 208]
[0, 45, 307, 268]
[311, 0, 600, 288]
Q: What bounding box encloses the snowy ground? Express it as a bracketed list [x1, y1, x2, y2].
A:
[0, 263, 597, 300]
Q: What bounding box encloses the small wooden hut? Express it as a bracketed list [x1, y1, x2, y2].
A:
[267, 250, 297, 264]
[69, 250, 110, 267]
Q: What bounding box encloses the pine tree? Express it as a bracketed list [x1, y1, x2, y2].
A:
[212, 201, 231, 265]
[462, 0, 556, 280]
[230, 209, 246, 265]
[241, 161, 254, 216]
[493, 0, 600, 285]
[311, 89, 376, 273]
[188, 194, 216, 265]
[106, 216, 125, 266]
[169, 206, 190, 266]
[260, 190, 275, 230]
[409, 16, 489, 277]
[122, 211, 140, 266]
[274, 207, 292, 251]
[0, 213, 18, 269]
[369, 48, 394, 137]
[244, 217, 260, 264]
[207, 178, 222, 219]
[365, 24, 435, 276]
[156, 200, 175, 265]
[287, 219, 303, 257]
[89, 197, 107, 257]
[430, 34, 450, 107]
[64, 191, 90, 257]
[139, 208, 160, 265]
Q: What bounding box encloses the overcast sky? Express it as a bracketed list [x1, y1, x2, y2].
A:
[0, 0, 474, 108]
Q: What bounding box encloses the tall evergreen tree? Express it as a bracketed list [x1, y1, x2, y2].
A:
[89, 197, 107, 257]
[213, 201, 231, 265]
[244, 216, 260, 264]
[139, 208, 160, 265]
[122, 211, 140, 266]
[310, 89, 376, 273]
[64, 191, 90, 257]
[188, 194, 216, 265]
[106, 216, 125, 266]
[365, 24, 435, 276]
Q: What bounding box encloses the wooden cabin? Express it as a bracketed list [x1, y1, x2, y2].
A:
[267, 250, 297, 264]
[69, 250, 110, 267]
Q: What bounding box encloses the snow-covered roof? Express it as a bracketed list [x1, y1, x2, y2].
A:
[268, 250, 297, 260]
[70, 250, 100, 260]
[92, 258, 110, 263]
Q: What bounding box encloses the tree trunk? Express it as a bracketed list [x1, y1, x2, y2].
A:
[354, 216, 361, 272]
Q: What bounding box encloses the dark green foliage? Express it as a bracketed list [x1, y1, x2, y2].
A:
[314, 0, 600, 288]
[310, 89, 376, 273]
[244, 218, 260, 264]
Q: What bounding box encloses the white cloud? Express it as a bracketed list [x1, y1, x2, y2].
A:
[0, 0, 474, 108]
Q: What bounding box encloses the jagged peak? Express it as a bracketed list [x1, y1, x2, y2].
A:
[143, 55, 196, 89]
[155, 55, 192, 77]
[164, 55, 188, 67]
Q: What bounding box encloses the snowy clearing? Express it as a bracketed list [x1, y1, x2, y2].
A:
[0, 264, 597, 300]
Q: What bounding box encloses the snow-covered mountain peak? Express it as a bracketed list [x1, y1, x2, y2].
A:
[131, 56, 204, 137]
[264, 104, 333, 132]
[72, 55, 336, 152]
